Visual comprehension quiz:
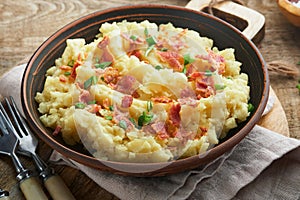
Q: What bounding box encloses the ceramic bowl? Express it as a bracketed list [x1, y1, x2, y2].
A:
[277, 0, 300, 27]
[21, 4, 269, 176]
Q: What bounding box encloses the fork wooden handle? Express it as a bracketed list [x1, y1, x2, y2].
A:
[44, 174, 75, 200]
[19, 176, 48, 200]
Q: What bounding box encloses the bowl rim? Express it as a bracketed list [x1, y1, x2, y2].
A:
[21, 4, 269, 175]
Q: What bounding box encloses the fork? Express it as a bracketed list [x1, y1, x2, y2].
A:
[1, 97, 75, 200]
[0, 188, 10, 200]
[0, 109, 48, 200]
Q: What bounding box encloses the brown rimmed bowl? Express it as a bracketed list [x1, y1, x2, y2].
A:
[21, 4, 269, 176]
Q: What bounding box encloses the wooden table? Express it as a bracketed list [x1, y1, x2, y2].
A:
[0, 0, 299, 199]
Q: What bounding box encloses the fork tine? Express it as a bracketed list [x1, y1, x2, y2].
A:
[4, 97, 28, 138]
[0, 100, 15, 132]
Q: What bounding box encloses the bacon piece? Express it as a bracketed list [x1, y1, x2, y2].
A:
[168, 103, 181, 127]
[112, 106, 134, 131]
[180, 87, 196, 99]
[156, 51, 184, 72]
[152, 121, 169, 140]
[165, 119, 178, 138]
[178, 98, 198, 107]
[121, 33, 144, 53]
[59, 65, 72, 70]
[121, 95, 133, 108]
[115, 75, 138, 95]
[53, 125, 62, 136]
[127, 50, 143, 61]
[102, 98, 111, 109]
[86, 104, 101, 113]
[79, 90, 90, 104]
[94, 36, 114, 64]
[103, 67, 119, 85]
[70, 54, 83, 79]
[196, 50, 226, 74]
[59, 75, 67, 82]
[151, 96, 173, 103]
[195, 76, 215, 99]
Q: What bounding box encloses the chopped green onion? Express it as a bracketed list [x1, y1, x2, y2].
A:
[95, 61, 112, 69]
[75, 102, 85, 109]
[160, 47, 168, 52]
[138, 112, 153, 126]
[109, 105, 114, 111]
[95, 57, 100, 63]
[88, 100, 96, 104]
[146, 36, 157, 46]
[145, 45, 155, 57]
[64, 71, 71, 76]
[182, 66, 187, 75]
[215, 84, 226, 90]
[84, 76, 98, 90]
[68, 60, 75, 67]
[130, 35, 137, 41]
[105, 116, 113, 120]
[147, 101, 153, 112]
[144, 28, 149, 37]
[297, 61, 300, 65]
[183, 54, 195, 66]
[204, 70, 213, 76]
[119, 120, 127, 130]
[155, 65, 162, 70]
[129, 118, 139, 129]
[248, 103, 255, 112]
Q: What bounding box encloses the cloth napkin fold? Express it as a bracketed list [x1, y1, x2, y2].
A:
[0, 64, 299, 200]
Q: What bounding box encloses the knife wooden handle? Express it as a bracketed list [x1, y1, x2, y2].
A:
[19, 176, 48, 200]
[44, 174, 75, 200]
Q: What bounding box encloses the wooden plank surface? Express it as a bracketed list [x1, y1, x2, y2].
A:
[0, 0, 299, 199]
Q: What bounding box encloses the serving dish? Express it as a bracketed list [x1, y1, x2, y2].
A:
[277, 0, 300, 27]
[21, 4, 269, 176]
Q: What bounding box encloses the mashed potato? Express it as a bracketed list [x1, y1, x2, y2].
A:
[35, 20, 250, 162]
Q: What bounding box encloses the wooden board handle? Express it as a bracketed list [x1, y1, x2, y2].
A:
[44, 175, 75, 200]
[185, 0, 265, 42]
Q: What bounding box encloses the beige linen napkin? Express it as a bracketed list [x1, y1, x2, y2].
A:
[0, 64, 300, 200]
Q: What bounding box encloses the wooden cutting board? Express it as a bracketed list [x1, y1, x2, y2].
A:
[186, 0, 290, 137]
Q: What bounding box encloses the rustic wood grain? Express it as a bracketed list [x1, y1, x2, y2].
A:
[0, 0, 299, 199]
